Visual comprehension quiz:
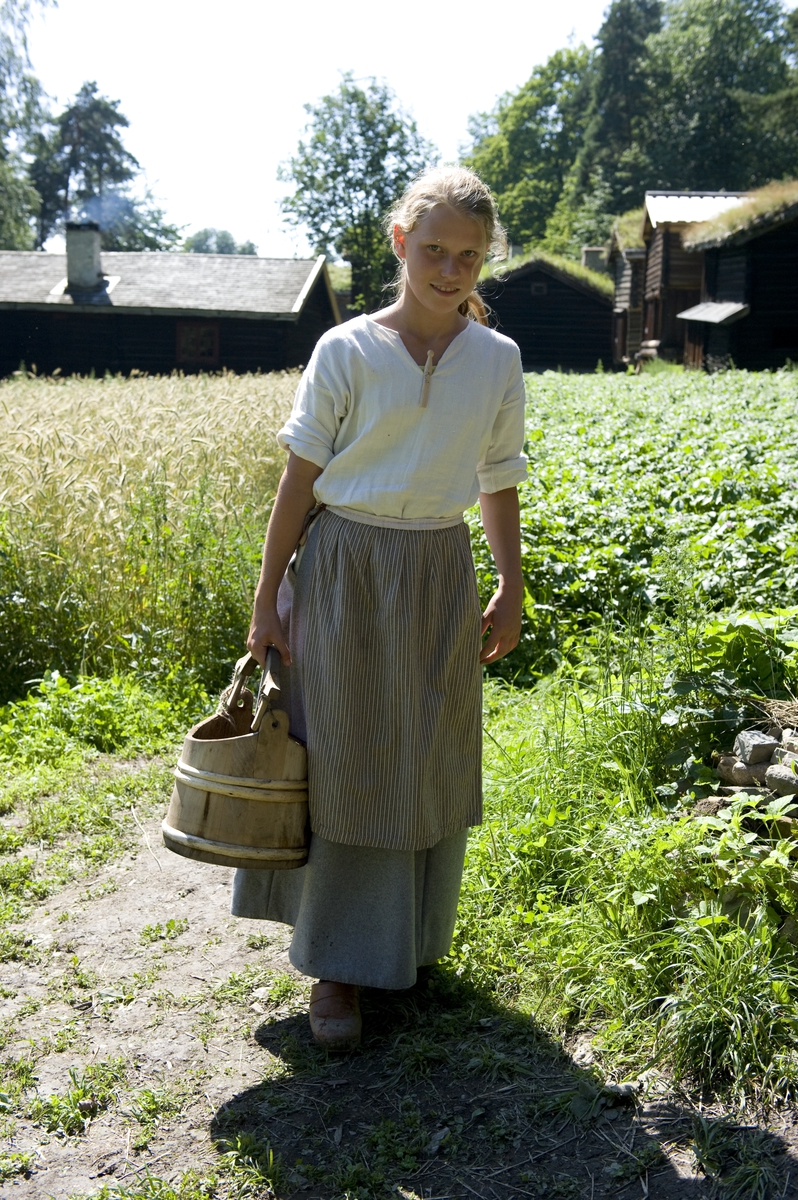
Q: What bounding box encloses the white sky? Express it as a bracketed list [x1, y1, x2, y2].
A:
[28, 0, 798, 258]
[27, 0, 612, 257]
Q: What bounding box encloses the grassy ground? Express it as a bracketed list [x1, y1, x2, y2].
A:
[2, 367, 798, 1196]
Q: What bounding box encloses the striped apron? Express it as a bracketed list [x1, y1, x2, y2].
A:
[231, 508, 482, 988]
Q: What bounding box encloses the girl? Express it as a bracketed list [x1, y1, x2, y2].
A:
[233, 166, 526, 1051]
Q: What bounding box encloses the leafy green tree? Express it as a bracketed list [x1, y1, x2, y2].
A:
[642, 0, 795, 190]
[1, 0, 48, 247]
[573, 0, 663, 210]
[463, 47, 592, 247]
[184, 227, 257, 254]
[540, 169, 616, 259]
[0, 154, 38, 247]
[280, 73, 436, 312]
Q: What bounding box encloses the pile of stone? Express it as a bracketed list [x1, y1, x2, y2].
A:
[717, 728, 798, 797]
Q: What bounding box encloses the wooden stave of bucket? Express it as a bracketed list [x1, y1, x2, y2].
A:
[162, 699, 309, 871]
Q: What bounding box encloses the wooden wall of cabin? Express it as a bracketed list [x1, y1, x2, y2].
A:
[484, 269, 612, 371]
[0, 289, 338, 378]
[285, 277, 340, 367]
[711, 224, 798, 369]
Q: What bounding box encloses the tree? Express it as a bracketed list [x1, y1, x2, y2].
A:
[27, 80, 182, 249]
[280, 74, 436, 312]
[0, 154, 38, 247]
[55, 81, 138, 206]
[642, 0, 795, 190]
[573, 0, 663, 210]
[540, 169, 616, 259]
[463, 47, 592, 247]
[1, 0, 47, 247]
[184, 228, 257, 254]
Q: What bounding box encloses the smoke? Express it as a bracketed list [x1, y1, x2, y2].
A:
[73, 192, 136, 231]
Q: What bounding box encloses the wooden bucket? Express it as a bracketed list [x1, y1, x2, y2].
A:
[162, 651, 308, 870]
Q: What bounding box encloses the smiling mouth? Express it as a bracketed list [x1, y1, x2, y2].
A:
[431, 284, 459, 294]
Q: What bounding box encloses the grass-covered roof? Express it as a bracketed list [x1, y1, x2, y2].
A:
[481, 249, 614, 300]
[609, 208, 646, 252]
[683, 179, 798, 250]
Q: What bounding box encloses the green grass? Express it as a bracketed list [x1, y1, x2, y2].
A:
[28, 1059, 127, 1135]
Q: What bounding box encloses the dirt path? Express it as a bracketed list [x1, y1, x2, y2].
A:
[2, 806, 797, 1199]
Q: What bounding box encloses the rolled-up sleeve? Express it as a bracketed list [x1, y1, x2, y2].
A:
[276, 343, 349, 469]
[476, 351, 528, 493]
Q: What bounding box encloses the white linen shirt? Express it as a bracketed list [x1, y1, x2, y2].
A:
[277, 314, 528, 525]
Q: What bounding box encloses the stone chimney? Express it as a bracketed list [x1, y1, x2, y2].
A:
[66, 221, 103, 290]
[581, 246, 608, 274]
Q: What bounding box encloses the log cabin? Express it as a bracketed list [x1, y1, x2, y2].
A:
[607, 209, 645, 366]
[478, 251, 613, 372]
[640, 192, 746, 362]
[678, 180, 798, 371]
[0, 222, 340, 377]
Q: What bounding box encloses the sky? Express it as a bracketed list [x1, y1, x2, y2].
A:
[27, 0, 613, 257]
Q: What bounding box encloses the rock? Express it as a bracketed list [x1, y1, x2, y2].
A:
[719, 785, 768, 797]
[731, 760, 769, 785]
[716, 755, 739, 783]
[766, 724, 783, 740]
[734, 730, 780, 764]
[771, 748, 798, 767]
[783, 731, 798, 753]
[765, 764, 798, 796]
[693, 797, 724, 816]
[731, 761, 754, 785]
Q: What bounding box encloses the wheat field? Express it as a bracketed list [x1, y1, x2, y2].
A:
[0, 371, 297, 699]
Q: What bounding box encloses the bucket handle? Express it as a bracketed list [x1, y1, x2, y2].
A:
[225, 647, 281, 732]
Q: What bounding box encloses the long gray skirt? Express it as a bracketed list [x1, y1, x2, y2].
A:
[231, 510, 481, 990]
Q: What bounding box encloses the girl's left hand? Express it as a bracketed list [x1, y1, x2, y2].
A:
[480, 587, 522, 663]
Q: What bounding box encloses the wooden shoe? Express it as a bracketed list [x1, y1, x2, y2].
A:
[309, 981, 361, 1052]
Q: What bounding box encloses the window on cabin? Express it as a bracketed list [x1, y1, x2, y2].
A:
[530, 282, 548, 296]
[176, 321, 220, 366]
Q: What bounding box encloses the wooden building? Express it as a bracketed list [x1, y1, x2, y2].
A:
[479, 252, 613, 372]
[0, 222, 340, 378]
[678, 181, 798, 371]
[607, 209, 645, 365]
[639, 192, 745, 362]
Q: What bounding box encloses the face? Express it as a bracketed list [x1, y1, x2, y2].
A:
[394, 204, 488, 315]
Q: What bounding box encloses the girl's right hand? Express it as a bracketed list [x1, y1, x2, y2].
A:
[247, 604, 291, 668]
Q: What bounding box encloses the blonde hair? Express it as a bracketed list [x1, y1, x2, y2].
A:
[385, 167, 507, 325]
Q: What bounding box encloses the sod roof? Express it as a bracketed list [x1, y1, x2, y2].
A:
[683, 179, 798, 250]
[481, 249, 614, 301]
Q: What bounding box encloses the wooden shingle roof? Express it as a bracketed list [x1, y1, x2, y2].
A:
[0, 252, 333, 321]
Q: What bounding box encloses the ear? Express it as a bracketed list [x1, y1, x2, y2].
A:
[393, 224, 407, 260]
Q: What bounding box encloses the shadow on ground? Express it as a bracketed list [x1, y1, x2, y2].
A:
[210, 966, 796, 1199]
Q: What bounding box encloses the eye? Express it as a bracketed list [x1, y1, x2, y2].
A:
[462, 250, 478, 258]
[427, 243, 442, 252]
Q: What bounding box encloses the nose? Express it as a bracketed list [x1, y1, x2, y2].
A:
[439, 255, 459, 279]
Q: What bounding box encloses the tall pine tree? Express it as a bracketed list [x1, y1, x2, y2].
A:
[574, 0, 663, 210]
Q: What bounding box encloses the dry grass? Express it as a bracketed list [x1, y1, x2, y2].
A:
[683, 178, 798, 249]
[0, 370, 296, 698]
